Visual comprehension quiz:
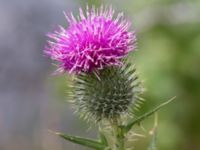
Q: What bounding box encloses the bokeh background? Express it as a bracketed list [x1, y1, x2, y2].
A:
[0, 0, 200, 149]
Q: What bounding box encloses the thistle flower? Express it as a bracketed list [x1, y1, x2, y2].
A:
[45, 6, 136, 73]
[45, 5, 174, 150]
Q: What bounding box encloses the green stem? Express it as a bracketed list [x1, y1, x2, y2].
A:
[111, 119, 125, 150]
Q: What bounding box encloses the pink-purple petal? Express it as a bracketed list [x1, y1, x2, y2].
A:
[45, 6, 137, 74]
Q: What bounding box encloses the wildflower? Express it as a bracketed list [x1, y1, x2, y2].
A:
[45, 6, 136, 73]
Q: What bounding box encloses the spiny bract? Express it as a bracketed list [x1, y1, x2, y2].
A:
[71, 63, 143, 122]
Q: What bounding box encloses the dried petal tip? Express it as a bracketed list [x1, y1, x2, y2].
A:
[45, 5, 137, 74]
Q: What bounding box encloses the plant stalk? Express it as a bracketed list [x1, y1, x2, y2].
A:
[111, 118, 125, 150]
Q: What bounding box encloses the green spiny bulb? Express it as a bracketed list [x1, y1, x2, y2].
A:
[71, 63, 143, 122]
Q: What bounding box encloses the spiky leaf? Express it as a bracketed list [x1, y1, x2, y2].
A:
[148, 113, 158, 150]
[124, 96, 176, 133]
[148, 130, 157, 150]
[51, 131, 106, 150]
[99, 131, 109, 146]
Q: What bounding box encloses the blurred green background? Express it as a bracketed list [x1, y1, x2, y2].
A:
[0, 0, 200, 150]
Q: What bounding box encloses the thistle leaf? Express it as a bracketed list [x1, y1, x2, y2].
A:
[124, 96, 176, 133]
[99, 131, 108, 146]
[148, 131, 157, 150]
[50, 130, 106, 150]
[148, 113, 158, 150]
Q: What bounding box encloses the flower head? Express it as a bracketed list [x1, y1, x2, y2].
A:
[45, 6, 136, 73]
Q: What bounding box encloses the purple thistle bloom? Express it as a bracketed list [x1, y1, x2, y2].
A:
[45, 6, 136, 74]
